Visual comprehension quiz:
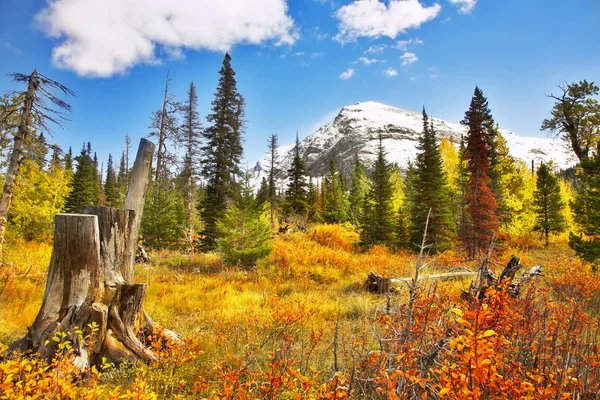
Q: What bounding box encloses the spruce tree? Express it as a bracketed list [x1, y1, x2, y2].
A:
[256, 177, 269, 207]
[408, 109, 454, 253]
[349, 157, 369, 226]
[307, 176, 321, 223]
[533, 163, 566, 246]
[64, 144, 96, 213]
[141, 175, 186, 249]
[104, 154, 118, 206]
[360, 136, 395, 246]
[63, 147, 73, 171]
[322, 158, 348, 223]
[461, 87, 498, 256]
[285, 134, 308, 216]
[201, 53, 245, 250]
[217, 172, 272, 269]
[117, 151, 128, 207]
[92, 151, 103, 205]
[569, 146, 600, 265]
[267, 134, 278, 229]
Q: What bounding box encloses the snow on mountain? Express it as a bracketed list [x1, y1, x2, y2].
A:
[251, 101, 575, 189]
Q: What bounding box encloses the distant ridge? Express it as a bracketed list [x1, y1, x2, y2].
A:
[252, 101, 575, 187]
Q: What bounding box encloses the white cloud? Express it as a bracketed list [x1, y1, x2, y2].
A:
[396, 37, 423, 51]
[312, 27, 330, 40]
[449, 0, 477, 14]
[333, 0, 441, 44]
[430, 73, 439, 79]
[36, 0, 298, 77]
[357, 57, 382, 65]
[365, 44, 387, 54]
[293, 52, 305, 56]
[400, 52, 418, 66]
[339, 68, 355, 80]
[383, 67, 397, 77]
[311, 52, 324, 58]
[1, 40, 23, 56]
[410, 76, 416, 81]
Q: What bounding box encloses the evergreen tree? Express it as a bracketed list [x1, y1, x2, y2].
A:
[360, 136, 395, 246]
[104, 154, 118, 206]
[64, 144, 96, 213]
[92, 151, 103, 205]
[217, 172, 272, 269]
[461, 87, 498, 256]
[533, 163, 566, 246]
[408, 109, 454, 253]
[285, 134, 308, 216]
[201, 53, 245, 250]
[50, 145, 62, 169]
[307, 176, 321, 223]
[569, 145, 600, 266]
[268, 134, 278, 229]
[349, 157, 369, 226]
[256, 177, 269, 207]
[63, 146, 73, 171]
[117, 151, 128, 207]
[322, 158, 348, 223]
[141, 174, 186, 249]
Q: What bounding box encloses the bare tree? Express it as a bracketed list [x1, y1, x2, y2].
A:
[0, 70, 74, 257]
[149, 71, 179, 185]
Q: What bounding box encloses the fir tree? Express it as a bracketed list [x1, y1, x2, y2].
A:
[64, 144, 96, 213]
[285, 134, 308, 216]
[408, 109, 454, 253]
[256, 177, 269, 208]
[322, 158, 348, 223]
[117, 151, 128, 207]
[63, 147, 73, 171]
[349, 157, 369, 226]
[217, 172, 272, 269]
[92, 151, 103, 205]
[104, 154, 118, 206]
[569, 145, 600, 266]
[267, 133, 278, 229]
[360, 136, 395, 246]
[533, 163, 566, 246]
[307, 176, 320, 223]
[201, 53, 245, 250]
[141, 174, 186, 249]
[461, 87, 499, 256]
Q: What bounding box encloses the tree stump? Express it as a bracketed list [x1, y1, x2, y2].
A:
[7, 139, 180, 367]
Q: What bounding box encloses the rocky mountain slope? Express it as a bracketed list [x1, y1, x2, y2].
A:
[251, 101, 575, 187]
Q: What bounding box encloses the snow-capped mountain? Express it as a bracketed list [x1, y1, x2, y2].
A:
[251, 101, 576, 188]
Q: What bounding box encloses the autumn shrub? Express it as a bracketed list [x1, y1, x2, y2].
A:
[312, 223, 359, 252]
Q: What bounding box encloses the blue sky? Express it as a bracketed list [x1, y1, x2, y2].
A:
[1, 0, 599, 167]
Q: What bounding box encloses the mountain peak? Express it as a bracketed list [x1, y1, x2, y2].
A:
[252, 102, 575, 189]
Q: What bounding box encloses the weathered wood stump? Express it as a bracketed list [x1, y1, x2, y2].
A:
[7, 139, 180, 367]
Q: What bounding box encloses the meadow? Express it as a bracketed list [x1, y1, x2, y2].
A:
[1, 224, 600, 399]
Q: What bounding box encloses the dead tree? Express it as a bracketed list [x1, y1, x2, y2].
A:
[0, 70, 74, 258]
[8, 139, 180, 366]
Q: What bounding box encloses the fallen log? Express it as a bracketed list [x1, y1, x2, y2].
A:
[367, 270, 478, 294]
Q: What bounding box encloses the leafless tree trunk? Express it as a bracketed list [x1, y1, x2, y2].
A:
[0, 72, 38, 256]
[8, 139, 180, 367]
[124, 138, 155, 280]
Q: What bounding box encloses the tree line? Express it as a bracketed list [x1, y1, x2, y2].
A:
[1, 64, 599, 267]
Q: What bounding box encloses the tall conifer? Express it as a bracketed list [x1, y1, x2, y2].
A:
[285, 134, 308, 216]
[533, 163, 566, 246]
[104, 154, 118, 206]
[461, 87, 498, 256]
[201, 53, 245, 250]
[360, 136, 395, 246]
[408, 109, 454, 252]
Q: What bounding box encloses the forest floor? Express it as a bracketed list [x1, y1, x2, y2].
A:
[1, 224, 598, 399]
